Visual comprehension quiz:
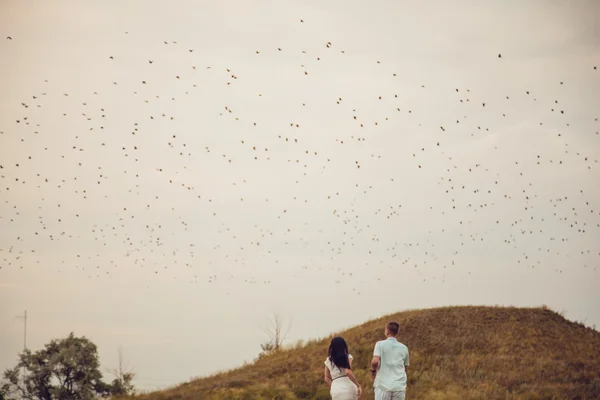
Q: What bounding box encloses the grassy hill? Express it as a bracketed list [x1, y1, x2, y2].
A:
[126, 306, 600, 400]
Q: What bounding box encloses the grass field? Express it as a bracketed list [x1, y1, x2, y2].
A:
[121, 306, 600, 400]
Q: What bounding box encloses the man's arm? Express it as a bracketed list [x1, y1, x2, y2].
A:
[370, 355, 380, 380]
[371, 342, 381, 380]
[371, 355, 380, 370]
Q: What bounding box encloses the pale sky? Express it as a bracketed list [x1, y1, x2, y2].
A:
[1, 0, 599, 391]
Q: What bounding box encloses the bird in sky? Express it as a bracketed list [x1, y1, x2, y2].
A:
[0, 16, 598, 291]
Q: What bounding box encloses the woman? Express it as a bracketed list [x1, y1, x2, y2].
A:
[324, 337, 362, 399]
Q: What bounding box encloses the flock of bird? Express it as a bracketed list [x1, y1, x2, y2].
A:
[1, 25, 599, 293]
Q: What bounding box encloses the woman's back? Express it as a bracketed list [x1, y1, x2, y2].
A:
[325, 337, 361, 400]
[325, 354, 353, 380]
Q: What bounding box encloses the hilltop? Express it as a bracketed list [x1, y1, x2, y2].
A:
[125, 306, 600, 400]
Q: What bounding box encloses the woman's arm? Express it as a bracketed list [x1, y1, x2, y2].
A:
[344, 369, 362, 396]
[324, 366, 332, 387]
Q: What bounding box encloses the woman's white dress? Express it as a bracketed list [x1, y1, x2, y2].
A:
[325, 354, 357, 400]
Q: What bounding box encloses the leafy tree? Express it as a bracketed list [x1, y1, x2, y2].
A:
[1, 332, 135, 399]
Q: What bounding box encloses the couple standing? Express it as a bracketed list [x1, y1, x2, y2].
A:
[324, 322, 409, 400]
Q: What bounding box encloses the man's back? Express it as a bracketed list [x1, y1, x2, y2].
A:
[373, 337, 409, 392]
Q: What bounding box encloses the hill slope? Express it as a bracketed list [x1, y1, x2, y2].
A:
[129, 306, 600, 400]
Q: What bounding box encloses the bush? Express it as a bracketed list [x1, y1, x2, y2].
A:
[314, 386, 331, 400]
[292, 386, 313, 398]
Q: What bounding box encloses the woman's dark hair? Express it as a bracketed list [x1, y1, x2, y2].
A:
[328, 336, 351, 370]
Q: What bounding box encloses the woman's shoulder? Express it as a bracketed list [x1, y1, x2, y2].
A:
[348, 353, 353, 359]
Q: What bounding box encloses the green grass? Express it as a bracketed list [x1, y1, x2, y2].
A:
[121, 306, 600, 400]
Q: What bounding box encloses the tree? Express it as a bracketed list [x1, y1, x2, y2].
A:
[259, 313, 292, 356]
[1, 332, 134, 400]
[106, 347, 135, 397]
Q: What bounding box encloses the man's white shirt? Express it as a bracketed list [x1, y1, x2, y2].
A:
[373, 337, 409, 392]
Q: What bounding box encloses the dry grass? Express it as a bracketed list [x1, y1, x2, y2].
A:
[120, 306, 600, 400]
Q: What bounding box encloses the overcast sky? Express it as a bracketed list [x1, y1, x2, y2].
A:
[1, 0, 599, 391]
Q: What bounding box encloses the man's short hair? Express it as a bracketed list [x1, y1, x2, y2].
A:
[386, 321, 399, 336]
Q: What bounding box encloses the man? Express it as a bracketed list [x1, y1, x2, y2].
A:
[370, 321, 409, 400]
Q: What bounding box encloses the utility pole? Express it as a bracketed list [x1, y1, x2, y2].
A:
[16, 310, 27, 351]
[15, 310, 27, 381]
